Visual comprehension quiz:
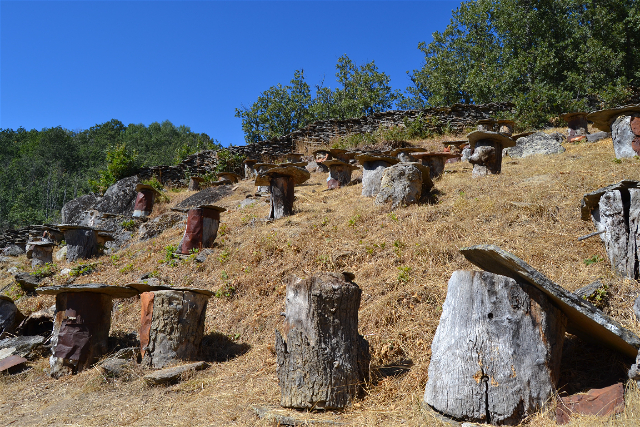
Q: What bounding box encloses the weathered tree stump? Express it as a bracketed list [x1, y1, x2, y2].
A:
[275, 273, 370, 410]
[467, 131, 516, 177]
[189, 176, 205, 191]
[424, 270, 566, 425]
[560, 112, 589, 142]
[582, 184, 640, 279]
[29, 242, 54, 268]
[133, 184, 160, 218]
[324, 160, 358, 189]
[179, 205, 225, 254]
[36, 284, 139, 378]
[59, 225, 100, 262]
[244, 159, 258, 180]
[254, 163, 277, 193]
[356, 154, 400, 197]
[140, 289, 210, 368]
[255, 166, 310, 220]
[375, 163, 432, 208]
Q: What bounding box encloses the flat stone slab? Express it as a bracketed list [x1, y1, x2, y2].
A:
[580, 180, 640, 220]
[143, 361, 208, 385]
[556, 383, 624, 424]
[0, 335, 45, 358]
[252, 405, 346, 426]
[255, 165, 311, 187]
[36, 283, 139, 298]
[0, 355, 27, 372]
[460, 244, 640, 358]
[126, 282, 214, 297]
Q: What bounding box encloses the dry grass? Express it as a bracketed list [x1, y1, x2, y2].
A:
[2, 135, 640, 426]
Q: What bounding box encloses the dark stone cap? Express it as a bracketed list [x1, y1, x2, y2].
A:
[560, 112, 588, 121]
[467, 130, 516, 149]
[323, 159, 359, 170]
[27, 241, 55, 247]
[243, 158, 258, 164]
[280, 161, 308, 168]
[126, 281, 214, 297]
[135, 184, 161, 195]
[190, 176, 206, 182]
[412, 151, 461, 159]
[355, 153, 400, 165]
[254, 165, 311, 186]
[57, 224, 109, 233]
[389, 147, 427, 156]
[512, 131, 535, 140]
[36, 283, 140, 298]
[587, 105, 640, 132]
[581, 180, 640, 220]
[194, 205, 227, 213]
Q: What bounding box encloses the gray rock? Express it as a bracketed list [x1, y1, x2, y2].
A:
[305, 161, 328, 173]
[460, 244, 640, 358]
[0, 298, 23, 335]
[176, 186, 233, 209]
[99, 347, 139, 377]
[37, 283, 139, 298]
[574, 280, 606, 300]
[361, 160, 391, 197]
[629, 350, 640, 386]
[61, 193, 99, 224]
[612, 115, 639, 158]
[2, 245, 24, 257]
[0, 335, 45, 358]
[13, 272, 40, 293]
[54, 246, 67, 262]
[587, 131, 611, 143]
[138, 212, 185, 241]
[7, 267, 19, 275]
[374, 164, 424, 209]
[461, 147, 472, 162]
[506, 132, 566, 158]
[143, 361, 208, 385]
[194, 248, 213, 263]
[94, 175, 140, 216]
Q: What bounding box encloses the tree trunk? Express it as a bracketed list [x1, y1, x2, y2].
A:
[269, 176, 294, 219]
[64, 229, 99, 262]
[424, 270, 566, 425]
[141, 290, 208, 369]
[592, 188, 640, 279]
[328, 164, 353, 188]
[50, 292, 113, 378]
[275, 273, 370, 410]
[361, 161, 390, 197]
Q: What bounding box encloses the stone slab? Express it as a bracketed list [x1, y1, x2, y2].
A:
[460, 244, 640, 358]
[0, 355, 27, 372]
[252, 405, 345, 426]
[143, 361, 208, 385]
[0, 335, 45, 358]
[36, 283, 139, 298]
[126, 282, 214, 297]
[580, 180, 640, 220]
[556, 383, 624, 424]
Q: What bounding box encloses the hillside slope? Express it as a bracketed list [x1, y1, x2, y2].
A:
[2, 135, 640, 426]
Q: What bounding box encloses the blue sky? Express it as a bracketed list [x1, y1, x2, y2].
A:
[1, 1, 461, 146]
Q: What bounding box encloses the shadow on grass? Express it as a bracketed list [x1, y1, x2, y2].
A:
[200, 331, 251, 363]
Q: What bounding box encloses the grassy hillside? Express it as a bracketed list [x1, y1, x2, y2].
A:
[2, 131, 640, 426]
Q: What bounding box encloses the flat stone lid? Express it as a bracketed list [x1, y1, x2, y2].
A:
[412, 151, 461, 159]
[243, 158, 258, 164]
[467, 130, 516, 149]
[560, 112, 588, 121]
[497, 119, 515, 125]
[27, 241, 55, 247]
[355, 153, 400, 165]
[460, 244, 640, 358]
[254, 165, 311, 186]
[581, 180, 640, 220]
[126, 281, 214, 297]
[57, 224, 110, 233]
[135, 184, 161, 194]
[37, 283, 140, 298]
[512, 131, 535, 140]
[587, 104, 640, 132]
[323, 159, 359, 170]
[389, 147, 427, 156]
[195, 204, 227, 213]
[218, 172, 241, 180]
[96, 232, 115, 241]
[190, 176, 206, 182]
[477, 118, 497, 125]
[280, 161, 308, 168]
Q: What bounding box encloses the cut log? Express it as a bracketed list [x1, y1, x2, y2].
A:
[424, 270, 566, 425]
[275, 273, 370, 410]
[63, 228, 99, 262]
[141, 290, 209, 369]
[270, 176, 295, 219]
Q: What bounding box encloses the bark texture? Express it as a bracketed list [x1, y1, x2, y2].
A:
[470, 141, 502, 177]
[424, 270, 566, 425]
[328, 165, 353, 188]
[361, 161, 390, 197]
[275, 273, 370, 410]
[269, 176, 294, 219]
[142, 290, 208, 369]
[592, 188, 640, 279]
[64, 229, 99, 262]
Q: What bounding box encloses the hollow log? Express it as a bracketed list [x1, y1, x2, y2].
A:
[361, 160, 391, 197]
[269, 176, 294, 219]
[31, 245, 53, 268]
[64, 229, 99, 262]
[424, 270, 566, 425]
[50, 292, 113, 377]
[469, 140, 502, 177]
[327, 164, 354, 189]
[275, 273, 370, 410]
[141, 290, 209, 369]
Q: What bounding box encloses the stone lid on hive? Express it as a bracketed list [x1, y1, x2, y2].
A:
[190, 176, 206, 182]
[255, 165, 311, 187]
[497, 119, 515, 126]
[217, 172, 241, 181]
[57, 224, 110, 233]
[27, 241, 55, 247]
[560, 112, 588, 122]
[412, 151, 461, 159]
[281, 161, 308, 168]
[36, 283, 139, 298]
[587, 105, 640, 132]
[323, 159, 359, 170]
[389, 147, 426, 156]
[243, 158, 258, 165]
[135, 184, 161, 195]
[126, 281, 215, 297]
[477, 118, 497, 127]
[96, 232, 115, 242]
[355, 153, 400, 165]
[580, 180, 640, 220]
[194, 204, 227, 213]
[467, 130, 516, 149]
[512, 131, 535, 140]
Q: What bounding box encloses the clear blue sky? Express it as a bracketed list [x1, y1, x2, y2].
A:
[1, 1, 461, 146]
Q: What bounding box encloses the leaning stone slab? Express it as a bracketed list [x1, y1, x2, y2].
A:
[580, 180, 640, 220]
[556, 383, 624, 425]
[143, 361, 208, 385]
[460, 244, 640, 358]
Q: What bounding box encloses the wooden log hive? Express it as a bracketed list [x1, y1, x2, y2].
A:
[356, 154, 400, 197]
[189, 176, 205, 191]
[59, 225, 100, 262]
[467, 131, 516, 177]
[424, 270, 567, 425]
[29, 242, 54, 268]
[133, 184, 159, 218]
[275, 273, 370, 410]
[324, 160, 358, 189]
[255, 166, 310, 220]
[179, 205, 225, 254]
[139, 289, 210, 369]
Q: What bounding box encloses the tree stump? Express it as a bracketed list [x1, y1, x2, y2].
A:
[244, 159, 258, 180]
[62, 227, 99, 262]
[189, 176, 205, 191]
[30, 242, 54, 268]
[612, 114, 640, 158]
[469, 141, 501, 177]
[179, 205, 224, 254]
[140, 290, 209, 368]
[591, 188, 640, 279]
[270, 176, 294, 219]
[275, 273, 370, 410]
[374, 163, 426, 208]
[424, 270, 566, 425]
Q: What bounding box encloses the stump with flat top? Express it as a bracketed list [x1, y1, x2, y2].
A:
[467, 131, 516, 177]
[587, 105, 640, 158]
[275, 273, 370, 410]
[255, 166, 310, 220]
[424, 270, 567, 425]
[58, 225, 101, 262]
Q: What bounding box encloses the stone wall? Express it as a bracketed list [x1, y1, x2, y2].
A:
[140, 102, 514, 186]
